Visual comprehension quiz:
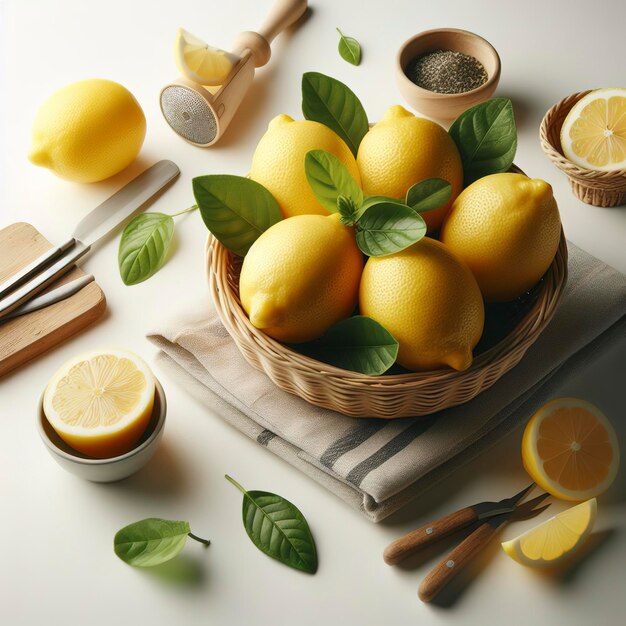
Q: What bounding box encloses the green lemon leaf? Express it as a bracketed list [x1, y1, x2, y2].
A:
[361, 196, 407, 211]
[356, 201, 427, 257]
[305, 149, 363, 213]
[225, 475, 318, 574]
[405, 178, 452, 213]
[302, 72, 369, 157]
[114, 518, 191, 567]
[336, 28, 361, 66]
[448, 98, 517, 185]
[337, 195, 360, 226]
[193, 175, 282, 257]
[118, 213, 174, 286]
[298, 316, 398, 375]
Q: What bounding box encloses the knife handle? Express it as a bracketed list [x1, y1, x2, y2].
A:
[0, 241, 90, 319]
[418, 522, 497, 602]
[384, 506, 478, 565]
[0, 237, 75, 300]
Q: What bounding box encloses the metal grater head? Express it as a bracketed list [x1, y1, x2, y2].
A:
[160, 85, 217, 145]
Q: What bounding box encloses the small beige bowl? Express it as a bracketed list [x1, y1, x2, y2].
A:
[540, 91, 626, 207]
[37, 379, 166, 482]
[396, 28, 501, 122]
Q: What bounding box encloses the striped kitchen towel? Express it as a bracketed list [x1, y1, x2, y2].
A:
[147, 243, 626, 522]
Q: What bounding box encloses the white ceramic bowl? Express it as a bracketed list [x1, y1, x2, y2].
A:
[37, 379, 166, 482]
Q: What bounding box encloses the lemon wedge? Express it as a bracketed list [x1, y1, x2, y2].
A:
[174, 27, 239, 86]
[521, 398, 619, 501]
[502, 499, 597, 567]
[560, 88, 626, 171]
[43, 349, 156, 459]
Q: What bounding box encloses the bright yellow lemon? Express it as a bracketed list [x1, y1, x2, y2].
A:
[440, 173, 561, 302]
[239, 213, 363, 343]
[43, 349, 156, 459]
[502, 499, 597, 567]
[250, 115, 361, 219]
[174, 28, 239, 86]
[356, 105, 463, 232]
[29, 79, 146, 183]
[561, 88, 626, 171]
[521, 398, 619, 501]
[359, 237, 484, 372]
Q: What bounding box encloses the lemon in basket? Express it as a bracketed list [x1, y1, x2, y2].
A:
[43, 349, 156, 458]
[359, 237, 484, 372]
[440, 173, 561, 302]
[356, 105, 463, 232]
[250, 114, 361, 219]
[560, 88, 626, 171]
[239, 213, 364, 343]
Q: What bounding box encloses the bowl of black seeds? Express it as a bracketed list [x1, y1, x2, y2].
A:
[396, 28, 500, 122]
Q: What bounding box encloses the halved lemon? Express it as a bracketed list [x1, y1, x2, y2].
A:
[174, 27, 239, 86]
[43, 349, 156, 459]
[522, 398, 619, 501]
[502, 498, 597, 567]
[560, 88, 626, 171]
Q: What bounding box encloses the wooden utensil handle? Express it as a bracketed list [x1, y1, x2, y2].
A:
[257, 0, 308, 43]
[418, 523, 497, 602]
[383, 507, 478, 565]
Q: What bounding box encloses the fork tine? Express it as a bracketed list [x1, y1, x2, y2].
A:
[501, 482, 536, 507]
[512, 493, 551, 518]
[517, 502, 551, 521]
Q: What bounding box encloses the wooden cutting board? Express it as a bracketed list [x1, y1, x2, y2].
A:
[0, 223, 106, 376]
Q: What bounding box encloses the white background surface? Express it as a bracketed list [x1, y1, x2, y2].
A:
[1, 1, 625, 624]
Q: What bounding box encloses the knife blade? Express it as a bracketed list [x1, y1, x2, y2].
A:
[0, 160, 180, 318]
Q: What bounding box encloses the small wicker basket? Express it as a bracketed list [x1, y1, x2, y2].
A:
[540, 91, 626, 207]
[206, 229, 568, 419]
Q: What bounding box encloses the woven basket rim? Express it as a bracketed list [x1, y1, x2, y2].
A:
[205, 230, 568, 387]
[540, 90, 626, 179]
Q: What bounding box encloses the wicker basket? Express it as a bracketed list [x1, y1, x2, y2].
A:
[206, 228, 568, 419]
[540, 91, 626, 207]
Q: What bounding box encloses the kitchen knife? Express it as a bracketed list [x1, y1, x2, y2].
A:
[0, 160, 179, 318]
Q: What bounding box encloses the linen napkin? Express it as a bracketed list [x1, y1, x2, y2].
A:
[147, 243, 626, 522]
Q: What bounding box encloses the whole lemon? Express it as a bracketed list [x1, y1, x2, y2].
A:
[359, 238, 484, 372]
[29, 79, 146, 183]
[440, 173, 561, 302]
[249, 114, 361, 218]
[356, 105, 463, 232]
[239, 213, 364, 343]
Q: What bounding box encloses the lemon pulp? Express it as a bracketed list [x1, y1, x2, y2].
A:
[43, 350, 156, 459]
[502, 499, 597, 567]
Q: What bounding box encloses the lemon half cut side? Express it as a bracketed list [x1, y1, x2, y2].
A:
[561, 88, 626, 171]
[43, 349, 156, 459]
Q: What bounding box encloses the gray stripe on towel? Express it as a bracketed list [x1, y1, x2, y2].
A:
[257, 430, 276, 446]
[320, 420, 388, 468]
[345, 417, 435, 487]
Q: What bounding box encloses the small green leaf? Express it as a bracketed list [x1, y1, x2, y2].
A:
[356, 201, 427, 257]
[298, 316, 398, 375]
[302, 72, 369, 157]
[114, 518, 191, 567]
[225, 475, 317, 574]
[337, 195, 359, 226]
[448, 98, 517, 185]
[305, 149, 363, 213]
[193, 175, 282, 257]
[405, 178, 452, 213]
[336, 28, 361, 66]
[118, 213, 174, 285]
